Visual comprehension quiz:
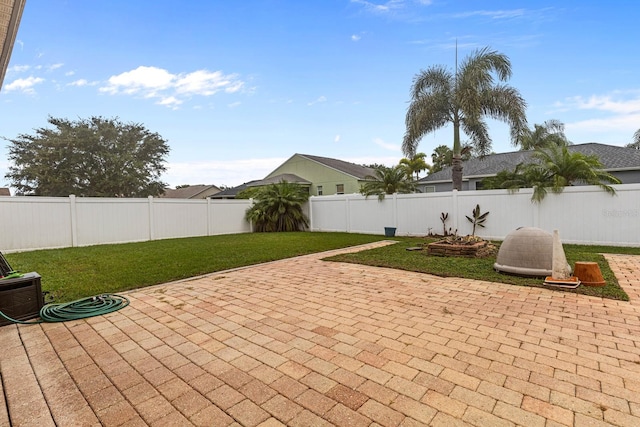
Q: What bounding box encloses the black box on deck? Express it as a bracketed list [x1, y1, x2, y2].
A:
[0, 273, 44, 326]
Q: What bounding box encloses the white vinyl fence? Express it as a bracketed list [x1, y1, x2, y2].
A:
[0, 196, 251, 252]
[1, 184, 639, 252]
[309, 184, 640, 247]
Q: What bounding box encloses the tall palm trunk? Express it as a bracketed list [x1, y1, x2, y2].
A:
[452, 117, 463, 190]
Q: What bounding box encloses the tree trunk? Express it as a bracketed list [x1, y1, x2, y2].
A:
[452, 117, 463, 191]
[452, 155, 463, 190]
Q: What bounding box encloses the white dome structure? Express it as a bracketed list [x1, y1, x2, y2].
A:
[494, 227, 557, 277]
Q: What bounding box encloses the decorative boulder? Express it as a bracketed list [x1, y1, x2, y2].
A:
[494, 227, 559, 277]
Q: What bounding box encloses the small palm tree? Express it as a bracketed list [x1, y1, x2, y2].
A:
[519, 120, 570, 150]
[360, 165, 417, 200]
[403, 47, 528, 191]
[399, 152, 430, 180]
[245, 180, 310, 232]
[527, 144, 621, 202]
[482, 163, 552, 193]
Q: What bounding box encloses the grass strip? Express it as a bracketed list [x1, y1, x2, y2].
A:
[6, 232, 383, 302]
[324, 237, 636, 301]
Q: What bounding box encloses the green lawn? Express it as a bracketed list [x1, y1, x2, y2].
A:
[5, 232, 383, 302]
[5, 233, 638, 303]
[324, 237, 638, 301]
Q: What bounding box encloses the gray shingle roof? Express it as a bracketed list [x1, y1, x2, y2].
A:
[161, 185, 220, 199]
[420, 143, 640, 183]
[298, 154, 375, 180]
[248, 174, 311, 187]
[209, 180, 261, 199]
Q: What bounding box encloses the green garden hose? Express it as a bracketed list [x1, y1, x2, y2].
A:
[0, 294, 130, 325]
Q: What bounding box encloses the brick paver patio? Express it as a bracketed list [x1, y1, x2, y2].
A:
[2, 242, 640, 426]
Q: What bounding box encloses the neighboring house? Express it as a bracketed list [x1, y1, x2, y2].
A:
[161, 185, 221, 199]
[257, 153, 375, 196]
[0, 0, 26, 90]
[0, 188, 10, 196]
[418, 143, 640, 192]
[208, 180, 261, 199]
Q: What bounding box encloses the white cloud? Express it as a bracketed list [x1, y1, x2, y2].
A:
[351, 0, 405, 14]
[8, 65, 30, 73]
[550, 91, 640, 142]
[47, 63, 64, 71]
[4, 76, 45, 93]
[67, 79, 96, 87]
[164, 158, 287, 187]
[101, 66, 174, 95]
[228, 101, 241, 108]
[156, 96, 182, 109]
[65, 71, 75, 76]
[559, 93, 640, 115]
[334, 134, 341, 143]
[307, 95, 327, 106]
[374, 137, 400, 151]
[452, 9, 526, 19]
[99, 66, 245, 108]
[565, 114, 640, 134]
[351, 34, 361, 41]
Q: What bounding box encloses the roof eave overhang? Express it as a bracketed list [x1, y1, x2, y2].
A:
[0, 0, 27, 90]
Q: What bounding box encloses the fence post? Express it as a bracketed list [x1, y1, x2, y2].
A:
[345, 195, 351, 233]
[207, 197, 212, 236]
[148, 196, 155, 241]
[308, 197, 314, 231]
[392, 193, 398, 229]
[69, 194, 78, 247]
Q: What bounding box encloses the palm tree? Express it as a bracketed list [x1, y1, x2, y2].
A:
[526, 143, 621, 202]
[399, 152, 430, 180]
[244, 180, 310, 232]
[403, 47, 528, 191]
[627, 129, 640, 150]
[482, 162, 553, 198]
[519, 119, 570, 150]
[360, 165, 417, 200]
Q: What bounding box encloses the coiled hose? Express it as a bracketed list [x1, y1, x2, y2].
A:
[0, 294, 130, 325]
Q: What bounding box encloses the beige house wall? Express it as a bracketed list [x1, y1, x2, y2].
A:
[266, 154, 365, 196]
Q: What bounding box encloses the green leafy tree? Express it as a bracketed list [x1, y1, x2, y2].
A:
[5, 116, 169, 197]
[399, 152, 430, 180]
[519, 119, 570, 150]
[627, 129, 640, 150]
[244, 180, 310, 232]
[403, 47, 528, 190]
[360, 165, 417, 200]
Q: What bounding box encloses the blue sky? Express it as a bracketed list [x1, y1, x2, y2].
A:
[2, 0, 639, 188]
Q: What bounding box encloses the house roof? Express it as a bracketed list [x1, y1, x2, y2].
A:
[1, 0, 27, 90]
[420, 143, 640, 183]
[0, 187, 10, 196]
[248, 173, 311, 187]
[161, 184, 220, 199]
[296, 154, 375, 180]
[209, 180, 261, 199]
